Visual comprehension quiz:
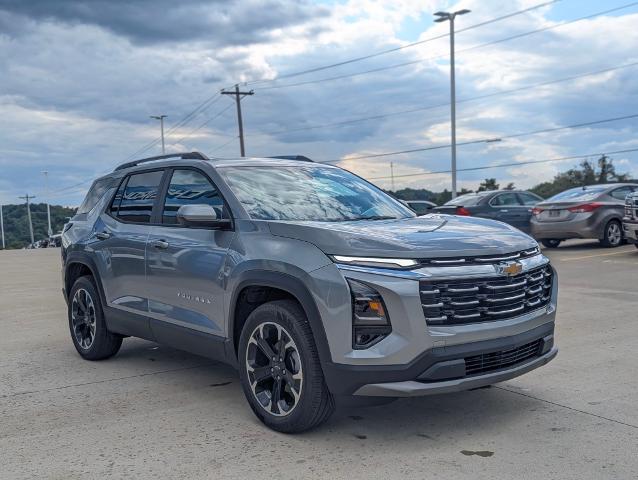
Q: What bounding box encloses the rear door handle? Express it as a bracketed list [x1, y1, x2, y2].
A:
[152, 239, 169, 249]
[95, 231, 111, 240]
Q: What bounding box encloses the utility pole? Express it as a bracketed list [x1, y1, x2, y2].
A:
[150, 115, 167, 154]
[19, 194, 36, 245]
[0, 204, 5, 250]
[222, 84, 254, 157]
[390, 162, 395, 191]
[434, 9, 470, 198]
[42, 170, 52, 237]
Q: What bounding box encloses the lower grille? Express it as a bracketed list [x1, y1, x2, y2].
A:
[420, 265, 553, 325]
[465, 339, 542, 376]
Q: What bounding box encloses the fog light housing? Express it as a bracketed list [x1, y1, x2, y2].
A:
[347, 279, 392, 349]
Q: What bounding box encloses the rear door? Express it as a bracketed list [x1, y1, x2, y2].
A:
[92, 169, 165, 338]
[144, 168, 235, 350]
[487, 192, 530, 231]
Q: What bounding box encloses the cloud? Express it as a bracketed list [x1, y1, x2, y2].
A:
[1, 0, 637, 207]
[0, 0, 329, 46]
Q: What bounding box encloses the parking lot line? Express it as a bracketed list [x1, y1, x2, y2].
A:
[560, 249, 633, 262]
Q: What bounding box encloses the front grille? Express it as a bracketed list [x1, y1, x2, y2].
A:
[418, 247, 540, 266]
[464, 339, 542, 376]
[420, 265, 553, 325]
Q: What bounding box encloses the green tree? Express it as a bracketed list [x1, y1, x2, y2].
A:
[477, 178, 499, 191]
[0, 203, 76, 249]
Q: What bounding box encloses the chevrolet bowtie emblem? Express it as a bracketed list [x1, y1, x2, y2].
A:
[500, 261, 523, 276]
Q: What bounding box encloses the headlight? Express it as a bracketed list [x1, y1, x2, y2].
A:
[347, 279, 392, 349]
[333, 255, 418, 269]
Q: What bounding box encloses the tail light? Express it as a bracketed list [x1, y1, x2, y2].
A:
[456, 206, 471, 216]
[531, 207, 544, 216]
[568, 202, 602, 213]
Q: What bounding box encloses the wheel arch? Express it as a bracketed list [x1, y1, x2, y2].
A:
[228, 270, 332, 367]
[64, 252, 107, 307]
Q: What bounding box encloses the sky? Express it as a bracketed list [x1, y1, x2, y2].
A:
[1, 0, 638, 206]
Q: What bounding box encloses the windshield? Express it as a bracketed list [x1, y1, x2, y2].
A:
[547, 186, 607, 202]
[218, 165, 415, 221]
[444, 192, 490, 206]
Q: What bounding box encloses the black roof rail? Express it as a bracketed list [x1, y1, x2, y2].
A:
[114, 151, 209, 172]
[268, 155, 314, 162]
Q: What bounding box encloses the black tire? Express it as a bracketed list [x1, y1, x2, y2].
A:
[68, 276, 122, 360]
[599, 219, 623, 248]
[634, 243, 638, 249]
[541, 239, 562, 248]
[238, 300, 334, 433]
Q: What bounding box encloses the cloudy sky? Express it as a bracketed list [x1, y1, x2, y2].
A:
[1, 0, 637, 206]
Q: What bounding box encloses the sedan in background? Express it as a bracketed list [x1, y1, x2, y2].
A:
[433, 190, 543, 234]
[402, 199, 437, 215]
[530, 183, 638, 248]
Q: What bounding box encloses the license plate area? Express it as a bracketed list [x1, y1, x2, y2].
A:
[548, 210, 561, 217]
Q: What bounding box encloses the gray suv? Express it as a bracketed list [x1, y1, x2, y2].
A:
[61, 152, 558, 432]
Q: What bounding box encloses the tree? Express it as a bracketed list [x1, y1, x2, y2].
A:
[477, 178, 499, 191]
[504, 182, 516, 190]
[529, 155, 629, 199]
[0, 203, 76, 249]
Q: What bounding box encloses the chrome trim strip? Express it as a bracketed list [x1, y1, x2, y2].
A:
[485, 304, 525, 316]
[484, 292, 525, 303]
[475, 253, 521, 262]
[485, 279, 527, 290]
[430, 258, 466, 264]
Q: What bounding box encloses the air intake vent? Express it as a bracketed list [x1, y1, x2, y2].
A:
[464, 339, 542, 376]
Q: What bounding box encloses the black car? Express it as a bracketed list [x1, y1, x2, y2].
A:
[433, 190, 543, 234]
[402, 200, 437, 215]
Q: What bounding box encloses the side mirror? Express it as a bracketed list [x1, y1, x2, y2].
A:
[176, 204, 229, 228]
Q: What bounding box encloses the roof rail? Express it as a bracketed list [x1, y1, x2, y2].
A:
[268, 155, 314, 162]
[114, 151, 209, 172]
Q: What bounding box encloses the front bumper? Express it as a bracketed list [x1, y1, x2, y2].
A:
[323, 321, 556, 396]
[623, 219, 638, 242]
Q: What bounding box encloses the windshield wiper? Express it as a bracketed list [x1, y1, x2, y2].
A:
[347, 215, 398, 221]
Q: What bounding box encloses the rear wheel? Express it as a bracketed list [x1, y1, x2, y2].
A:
[68, 276, 122, 360]
[600, 220, 623, 248]
[238, 300, 334, 433]
[541, 239, 562, 248]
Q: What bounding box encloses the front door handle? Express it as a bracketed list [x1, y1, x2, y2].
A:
[95, 231, 111, 240]
[152, 239, 169, 249]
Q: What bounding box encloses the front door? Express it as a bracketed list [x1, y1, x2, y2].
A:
[145, 168, 235, 350]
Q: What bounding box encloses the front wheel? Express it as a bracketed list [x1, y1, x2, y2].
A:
[238, 300, 334, 433]
[541, 239, 562, 248]
[600, 220, 623, 248]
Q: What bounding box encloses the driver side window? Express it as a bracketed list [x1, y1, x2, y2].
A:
[162, 169, 226, 225]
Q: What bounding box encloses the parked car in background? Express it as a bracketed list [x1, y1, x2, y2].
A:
[622, 190, 638, 249]
[433, 190, 543, 234]
[402, 200, 437, 215]
[530, 183, 638, 248]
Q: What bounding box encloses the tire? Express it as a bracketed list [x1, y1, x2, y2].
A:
[541, 239, 562, 248]
[599, 220, 623, 248]
[238, 300, 335, 433]
[68, 276, 122, 360]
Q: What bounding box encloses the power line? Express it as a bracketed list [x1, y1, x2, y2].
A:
[253, 1, 638, 91]
[365, 147, 638, 181]
[241, 0, 562, 87]
[323, 113, 638, 163]
[247, 61, 638, 138]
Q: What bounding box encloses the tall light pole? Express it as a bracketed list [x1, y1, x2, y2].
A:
[19, 194, 36, 245]
[435, 9, 470, 198]
[150, 115, 167, 154]
[0, 203, 5, 250]
[42, 170, 52, 237]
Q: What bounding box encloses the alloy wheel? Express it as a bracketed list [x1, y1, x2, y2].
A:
[245, 322, 303, 417]
[608, 222, 622, 246]
[71, 288, 96, 350]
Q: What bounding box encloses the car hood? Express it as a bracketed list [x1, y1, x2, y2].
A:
[268, 214, 537, 258]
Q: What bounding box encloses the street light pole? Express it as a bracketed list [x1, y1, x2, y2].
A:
[0, 204, 5, 250]
[434, 9, 470, 199]
[150, 115, 167, 154]
[42, 170, 52, 237]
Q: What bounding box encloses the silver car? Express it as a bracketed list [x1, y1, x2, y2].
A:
[530, 183, 638, 248]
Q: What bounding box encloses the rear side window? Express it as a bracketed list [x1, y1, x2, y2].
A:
[517, 192, 542, 206]
[609, 186, 634, 200]
[490, 193, 520, 206]
[78, 178, 115, 214]
[162, 169, 226, 224]
[110, 170, 164, 223]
